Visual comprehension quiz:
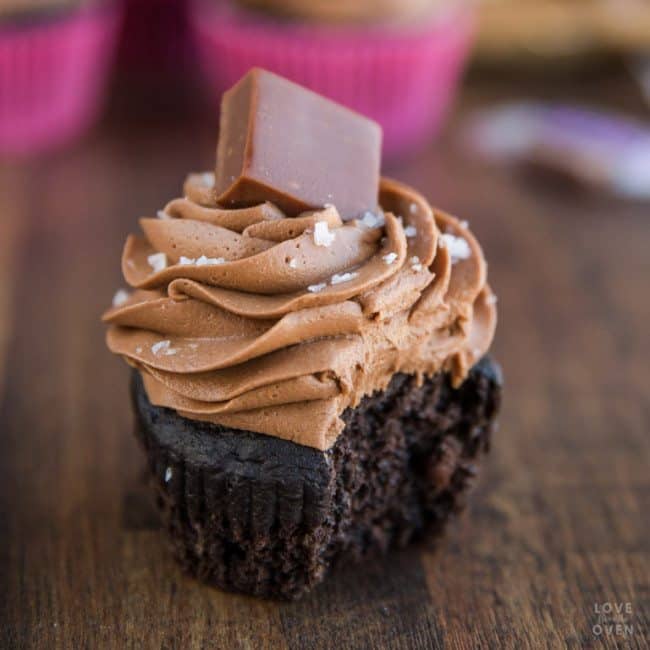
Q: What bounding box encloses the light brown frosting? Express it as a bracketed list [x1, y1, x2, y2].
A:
[103, 173, 496, 450]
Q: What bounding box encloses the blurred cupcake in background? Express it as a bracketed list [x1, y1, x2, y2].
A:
[190, 0, 475, 158]
[117, 0, 192, 85]
[0, 0, 121, 156]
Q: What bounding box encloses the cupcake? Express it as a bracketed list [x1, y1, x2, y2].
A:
[190, 0, 474, 158]
[0, 0, 120, 156]
[103, 69, 501, 600]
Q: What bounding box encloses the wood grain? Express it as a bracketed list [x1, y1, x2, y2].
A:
[0, 77, 648, 649]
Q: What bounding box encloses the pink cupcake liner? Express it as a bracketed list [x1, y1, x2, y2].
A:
[0, 6, 121, 156]
[190, 1, 474, 158]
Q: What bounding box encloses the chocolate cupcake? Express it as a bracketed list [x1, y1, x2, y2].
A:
[103, 69, 501, 600]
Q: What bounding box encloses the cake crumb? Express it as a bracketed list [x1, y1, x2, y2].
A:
[314, 221, 336, 247]
[147, 252, 168, 273]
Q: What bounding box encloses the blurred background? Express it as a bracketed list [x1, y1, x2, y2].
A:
[1, 1, 649, 646]
[1, 0, 649, 167]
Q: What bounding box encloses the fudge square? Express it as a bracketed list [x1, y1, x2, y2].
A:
[214, 68, 382, 219]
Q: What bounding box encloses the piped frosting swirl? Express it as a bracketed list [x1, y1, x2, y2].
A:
[103, 173, 496, 450]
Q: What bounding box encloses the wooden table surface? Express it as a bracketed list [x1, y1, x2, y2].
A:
[1, 74, 648, 649]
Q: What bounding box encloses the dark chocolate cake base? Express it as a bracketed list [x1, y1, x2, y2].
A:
[131, 358, 502, 600]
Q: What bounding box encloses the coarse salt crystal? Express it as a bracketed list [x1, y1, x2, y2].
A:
[157, 210, 170, 220]
[179, 256, 196, 265]
[404, 225, 417, 238]
[440, 234, 471, 264]
[360, 210, 384, 229]
[112, 289, 130, 307]
[314, 221, 336, 247]
[288, 258, 298, 269]
[460, 220, 469, 229]
[147, 252, 167, 273]
[196, 255, 225, 266]
[151, 340, 171, 355]
[409, 203, 418, 214]
[201, 172, 215, 187]
[308, 282, 327, 293]
[486, 294, 498, 305]
[330, 272, 358, 285]
[383, 252, 398, 265]
[135, 347, 143, 354]
[410, 256, 423, 272]
[165, 467, 173, 482]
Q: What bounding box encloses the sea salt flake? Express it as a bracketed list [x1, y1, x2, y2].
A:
[314, 221, 336, 247]
[308, 282, 327, 293]
[404, 225, 417, 238]
[383, 252, 398, 265]
[147, 252, 168, 273]
[165, 467, 173, 482]
[151, 340, 171, 355]
[112, 289, 130, 307]
[330, 272, 358, 285]
[196, 255, 225, 266]
[440, 234, 471, 264]
[360, 210, 384, 229]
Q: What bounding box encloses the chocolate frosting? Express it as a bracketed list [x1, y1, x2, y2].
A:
[103, 174, 496, 450]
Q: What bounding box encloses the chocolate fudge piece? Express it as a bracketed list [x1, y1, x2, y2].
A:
[132, 358, 502, 600]
[214, 68, 382, 219]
